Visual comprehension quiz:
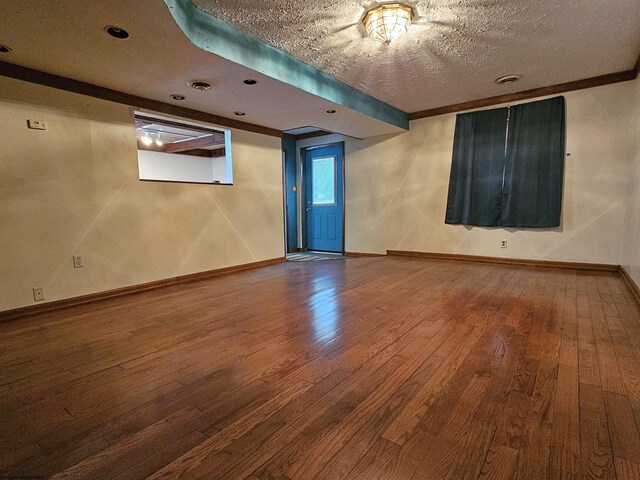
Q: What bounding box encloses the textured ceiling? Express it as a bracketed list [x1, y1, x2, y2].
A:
[195, 0, 640, 112]
[1, 0, 638, 137]
[0, 0, 404, 138]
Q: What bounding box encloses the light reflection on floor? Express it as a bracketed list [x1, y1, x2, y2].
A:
[308, 275, 341, 344]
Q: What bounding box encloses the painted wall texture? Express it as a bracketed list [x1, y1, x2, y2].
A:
[0, 77, 284, 311]
[1, 75, 638, 312]
[343, 80, 638, 266]
[622, 78, 640, 287]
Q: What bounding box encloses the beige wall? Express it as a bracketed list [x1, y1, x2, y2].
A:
[0, 77, 284, 312]
[343, 81, 638, 265]
[622, 78, 640, 286]
[2, 75, 637, 312]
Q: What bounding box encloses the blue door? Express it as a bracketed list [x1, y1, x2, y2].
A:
[305, 144, 344, 252]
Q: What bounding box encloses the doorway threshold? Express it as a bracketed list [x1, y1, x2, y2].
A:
[286, 252, 346, 262]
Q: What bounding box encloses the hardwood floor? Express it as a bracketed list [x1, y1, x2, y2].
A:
[1, 257, 640, 479]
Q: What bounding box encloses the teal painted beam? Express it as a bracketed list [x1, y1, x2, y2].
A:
[164, 0, 409, 130]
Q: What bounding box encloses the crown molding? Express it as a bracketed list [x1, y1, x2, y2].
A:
[408, 68, 637, 121]
[0, 61, 283, 138]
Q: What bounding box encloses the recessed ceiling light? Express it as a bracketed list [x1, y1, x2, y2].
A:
[0, 44, 11, 53]
[243, 79, 257, 85]
[189, 81, 212, 91]
[495, 74, 521, 85]
[104, 26, 130, 39]
[233, 111, 246, 116]
[170, 94, 186, 101]
[326, 109, 337, 114]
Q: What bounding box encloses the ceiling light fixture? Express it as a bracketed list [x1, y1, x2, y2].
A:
[0, 44, 11, 53]
[141, 134, 153, 146]
[155, 135, 163, 146]
[104, 26, 130, 39]
[170, 94, 186, 101]
[233, 111, 246, 116]
[243, 79, 257, 85]
[189, 81, 212, 91]
[495, 74, 521, 85]
[363, 3, 414, 43]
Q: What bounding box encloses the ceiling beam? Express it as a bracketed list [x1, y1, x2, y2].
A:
[170, 148, 225, 158]
[0, 61, 283, 138]
[163, 134, 225, 153]
[164, 0, 409, 131]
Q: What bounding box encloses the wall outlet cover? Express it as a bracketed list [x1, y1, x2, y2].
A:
[73, 254, 84, 268]
[33, 287, 45, 301]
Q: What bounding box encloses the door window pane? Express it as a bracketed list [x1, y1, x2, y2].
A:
[312, 156, 336, 205]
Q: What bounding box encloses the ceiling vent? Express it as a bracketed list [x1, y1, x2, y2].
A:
[495, 74, 521, 85]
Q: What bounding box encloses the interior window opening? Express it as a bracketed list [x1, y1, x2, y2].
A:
[134, 111, 233, 185]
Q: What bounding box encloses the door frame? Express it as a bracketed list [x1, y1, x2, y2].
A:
[281, 149, 289, 254]
[300, 141, 346, 253]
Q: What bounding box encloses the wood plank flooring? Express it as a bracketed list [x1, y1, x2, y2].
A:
[1, 257, 640, 479]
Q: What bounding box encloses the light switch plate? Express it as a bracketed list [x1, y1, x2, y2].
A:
[27, 119, 47, 130]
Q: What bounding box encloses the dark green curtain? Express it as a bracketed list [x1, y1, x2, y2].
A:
[501, 97, 565, 227]
[445, 96, 565, 228]
[445, 108, 509, 226]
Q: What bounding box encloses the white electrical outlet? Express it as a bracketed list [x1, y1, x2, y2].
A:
[27, 119, 47, 130]
[501, 239, 508, 249]
[33, 287, 45, 301]
[73, 254, 84, 268]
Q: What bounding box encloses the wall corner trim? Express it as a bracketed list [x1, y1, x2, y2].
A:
[0, 257, 285, 323]
[633, 52, 640, 79]
[619, 266, 640, 307]
[386, 250, 620, 272]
